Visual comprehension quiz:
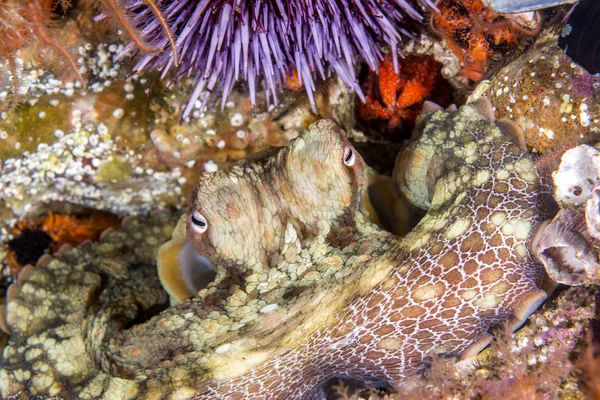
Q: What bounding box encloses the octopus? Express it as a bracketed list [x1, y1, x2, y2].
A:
[0, 99, 551, 399]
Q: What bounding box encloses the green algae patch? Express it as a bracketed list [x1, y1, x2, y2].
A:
[0, 98, 72, 159]
[94, 156, 133, 183]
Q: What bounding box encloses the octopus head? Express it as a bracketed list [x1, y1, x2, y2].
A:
[159, 119, 367, 302]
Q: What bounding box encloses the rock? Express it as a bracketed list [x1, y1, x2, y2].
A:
[470, 35, 600, 153]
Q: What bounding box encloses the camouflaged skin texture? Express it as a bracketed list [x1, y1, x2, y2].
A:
[0, 105, 549, 399]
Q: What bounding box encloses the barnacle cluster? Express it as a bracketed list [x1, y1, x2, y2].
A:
[0, 0, 85, 110]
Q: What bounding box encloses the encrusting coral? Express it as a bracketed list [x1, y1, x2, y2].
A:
[1, 100, 553, 398]
[470, 36, 600, 154]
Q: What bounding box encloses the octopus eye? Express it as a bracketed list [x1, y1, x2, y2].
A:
[190, 210, 208, 234]
[343, 145, 356, 167]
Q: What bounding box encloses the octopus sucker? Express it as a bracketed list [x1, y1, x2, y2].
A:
[0, 305, 9, 335]
[509, 287, 548, 321]
[467, 97, 496, 123]
[5, 284, 18, 302]
[0, 100, 551, 399]
[55, 242, 74, 255]
[496, 118, 528, 151]
[98, 228, 115, 241]
[459, 333, 493, 360]
[16, 264, 36, 286]
[35, 253, 55, 269]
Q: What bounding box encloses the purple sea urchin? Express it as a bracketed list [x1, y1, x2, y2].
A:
[117, 0, 434, 122]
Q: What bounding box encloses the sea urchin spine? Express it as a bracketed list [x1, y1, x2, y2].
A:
[116, 0, 434, 122]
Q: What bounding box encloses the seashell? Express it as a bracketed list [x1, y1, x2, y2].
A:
[532, 208, 600, 285]
[535, 145, 600, 285]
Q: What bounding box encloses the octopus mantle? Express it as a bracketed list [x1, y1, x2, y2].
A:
[0, 100, 550, 399]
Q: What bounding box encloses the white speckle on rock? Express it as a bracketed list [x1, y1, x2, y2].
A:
[97, 123, 109, 136]
[112, 108, 125, 119]
[580, 103, 591, 127]
[539, 128, 554, 139]
[580, 111, 591, 127]
[204, 160, 218, 173]
[230, 113, 244, 127]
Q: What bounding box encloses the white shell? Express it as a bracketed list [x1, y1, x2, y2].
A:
[533, 209, 600, 286]
[552, 145, 600, 206]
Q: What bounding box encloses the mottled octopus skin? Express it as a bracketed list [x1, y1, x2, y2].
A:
[0, 104, 549, 399]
